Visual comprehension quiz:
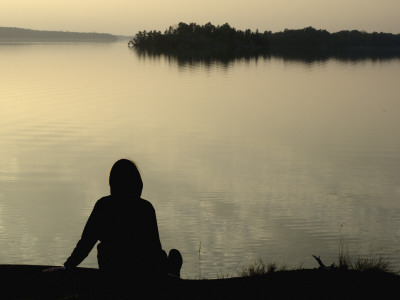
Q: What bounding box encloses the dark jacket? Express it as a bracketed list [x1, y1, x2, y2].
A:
[64, 195, 164, 274]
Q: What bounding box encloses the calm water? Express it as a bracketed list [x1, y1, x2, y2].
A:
[0, 42, 399, 278]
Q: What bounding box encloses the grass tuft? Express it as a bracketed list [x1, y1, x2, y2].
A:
[339, 246, 392, 273]
[238, 241, 394, 278]
[239, 258, 288, 277]
[338, 240, 352, 269]
[338, 230, 393, 273]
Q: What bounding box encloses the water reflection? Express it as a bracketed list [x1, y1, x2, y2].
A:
[131, 46, 400, 68]
[1, 43, 400, 278]
[132, 47, 271, 69]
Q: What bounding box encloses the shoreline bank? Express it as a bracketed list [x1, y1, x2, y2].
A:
[1, 264, 398, 299]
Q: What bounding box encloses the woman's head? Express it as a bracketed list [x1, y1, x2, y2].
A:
[109, 159, 143, 197]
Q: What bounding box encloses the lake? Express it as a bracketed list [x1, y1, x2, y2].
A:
[0, 42, 399, 278]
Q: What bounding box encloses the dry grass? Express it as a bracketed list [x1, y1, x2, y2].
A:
[337, 224, 393, 273]
[239, 258, 289, 277]
[238, 242, 394, 278]
[339, 243, 392, 273]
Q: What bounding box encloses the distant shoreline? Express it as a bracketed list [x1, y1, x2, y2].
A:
[0, 27, 127, 43]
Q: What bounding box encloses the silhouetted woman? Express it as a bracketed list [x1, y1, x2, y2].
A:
[60, 159, 182, 294]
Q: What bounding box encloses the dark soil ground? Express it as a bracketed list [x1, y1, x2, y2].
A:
[1, 265, 398, 299]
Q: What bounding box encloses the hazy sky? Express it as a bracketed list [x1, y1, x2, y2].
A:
[2, 0, 399, 35]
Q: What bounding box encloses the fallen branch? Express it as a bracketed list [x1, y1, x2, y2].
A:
[312, 255, 327, 269]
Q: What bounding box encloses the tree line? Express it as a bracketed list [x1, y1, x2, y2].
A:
[129, 22, 269, 55]
[129, 22, 400, 58]
[268, 26, 400, 49]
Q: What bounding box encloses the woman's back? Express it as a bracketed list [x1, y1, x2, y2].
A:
[95, 195, 164, 273]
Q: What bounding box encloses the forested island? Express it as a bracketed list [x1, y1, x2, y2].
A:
[129, 22, 269, 55]
[0, 27, 119, 43]
[129, 22, 400, 61]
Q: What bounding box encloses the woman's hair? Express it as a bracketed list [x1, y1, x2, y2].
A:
[109, 159, 143, 196]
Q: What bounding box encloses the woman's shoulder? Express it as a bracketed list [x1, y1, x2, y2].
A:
[97, 195, 112, 202]
[138, 198, 155, 211]
[93, 195, 155, 212]
[93, 195, 112, 208]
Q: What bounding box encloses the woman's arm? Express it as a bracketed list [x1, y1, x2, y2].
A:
[63, 201, 101, 268]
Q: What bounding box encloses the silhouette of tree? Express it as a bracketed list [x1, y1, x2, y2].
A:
[128, 23, 400, 61]
[129, 22, 270, 56]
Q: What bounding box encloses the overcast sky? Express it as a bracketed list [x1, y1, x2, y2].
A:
[2, 0, 399, 36]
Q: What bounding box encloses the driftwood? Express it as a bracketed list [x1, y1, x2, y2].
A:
[312, 255, 336, 270]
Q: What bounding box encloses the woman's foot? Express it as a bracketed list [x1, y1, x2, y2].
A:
[167, 249, 183, 278]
